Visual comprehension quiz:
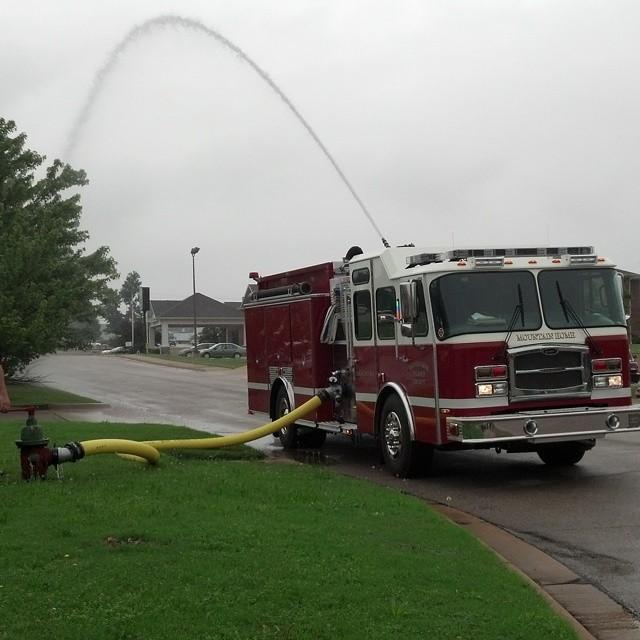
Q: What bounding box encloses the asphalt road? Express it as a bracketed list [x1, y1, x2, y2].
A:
[27, 353, 640, 619]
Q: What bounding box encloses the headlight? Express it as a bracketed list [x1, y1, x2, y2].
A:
[476, 381, 508, 397]
[593, 374, 623, 389]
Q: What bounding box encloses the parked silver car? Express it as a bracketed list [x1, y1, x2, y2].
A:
[178, 343, 217, 357]
[200, 343, 246, 359]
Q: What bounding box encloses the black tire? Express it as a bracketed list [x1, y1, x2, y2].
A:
[537, 442, 586, 466]
[275, 386, 298, 449]
[234, 352, 240, 359]
[298, 428, 327, 449]
[379, 395, 432, 478]
[202, 353, 211, 358]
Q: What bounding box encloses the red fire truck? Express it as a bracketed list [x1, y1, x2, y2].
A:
[244, 245, 640, 477]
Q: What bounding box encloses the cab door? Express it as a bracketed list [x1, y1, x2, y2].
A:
[350, 260, 377, 433]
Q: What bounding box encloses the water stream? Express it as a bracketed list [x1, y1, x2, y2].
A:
[64, 14, 388, 246]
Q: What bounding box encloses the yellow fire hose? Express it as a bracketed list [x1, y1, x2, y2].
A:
[81, 439, 162, 465]
[77, 393, 326, 466]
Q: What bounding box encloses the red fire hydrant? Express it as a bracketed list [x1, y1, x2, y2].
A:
[15, 409, 55, 480]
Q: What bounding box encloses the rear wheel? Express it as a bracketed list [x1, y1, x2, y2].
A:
[379, 395, 432, 478]
[234, 352, 240, 359]
[537, 442, 587, 466]
[275, 386, 298, 449]
[202, 353, 211, 358]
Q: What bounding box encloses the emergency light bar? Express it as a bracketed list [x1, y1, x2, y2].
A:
[406, 246, 595, 268]
[448, 246, 595, 259]
[569, 255, 598, 264]
[405, 253, 443, 268]
[468, 256, 505, 268]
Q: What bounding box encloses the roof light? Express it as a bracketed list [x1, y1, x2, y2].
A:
[447, 246, 595, 261]
[406, 246, 596, 267]
[569, 255, 597, 264]
[406, 253, 443, 268]
[469, 256, 505, 268]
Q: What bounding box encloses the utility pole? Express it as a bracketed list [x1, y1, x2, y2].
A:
[191, 247, 200, 354]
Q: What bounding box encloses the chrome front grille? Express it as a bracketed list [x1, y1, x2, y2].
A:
[509, 344, 590, 401]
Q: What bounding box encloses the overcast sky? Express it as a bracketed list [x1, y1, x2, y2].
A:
[3, 0, 639, 301]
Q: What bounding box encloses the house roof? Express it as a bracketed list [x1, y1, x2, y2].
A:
[150, 293, 243, 320]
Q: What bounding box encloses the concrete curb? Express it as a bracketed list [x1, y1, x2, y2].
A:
[119, 354, 210, 371]
[0, 403, 109, 414]
[119, 354, 246, 372]
[430, 504, 640, 640]
[43, 402, 110, 410]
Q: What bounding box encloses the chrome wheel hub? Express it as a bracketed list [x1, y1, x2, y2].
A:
[279, 400, 291, 434]
[383, 411, 402, 458]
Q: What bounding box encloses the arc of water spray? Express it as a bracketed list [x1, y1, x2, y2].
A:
[65, 14, 390, 248]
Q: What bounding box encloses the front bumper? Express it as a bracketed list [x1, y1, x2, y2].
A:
[446, 405, 640, 444]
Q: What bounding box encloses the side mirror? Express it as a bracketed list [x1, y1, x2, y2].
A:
[399, 281, 419, 322]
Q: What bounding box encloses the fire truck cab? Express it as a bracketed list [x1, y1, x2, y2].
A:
[244, 245, 640, 477]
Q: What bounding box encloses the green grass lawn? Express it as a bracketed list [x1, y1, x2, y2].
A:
[6, 381, 98, 406]
[0, 421, 576, 640]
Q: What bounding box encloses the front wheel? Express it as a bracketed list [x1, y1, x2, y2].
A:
[234, 352, 240, 359]
[379, 395, 432, 478]
[202, 353, 211, 358]
[537, 442, 587, 466]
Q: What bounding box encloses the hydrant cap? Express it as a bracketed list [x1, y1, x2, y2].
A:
[15, 424, 49, 448]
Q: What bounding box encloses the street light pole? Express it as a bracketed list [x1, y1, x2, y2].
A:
[191, 247, 200, 354]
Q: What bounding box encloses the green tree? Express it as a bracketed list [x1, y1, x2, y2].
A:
[100, 271, 146, 351]
[120, 271, 142, 319]
[0, 118, 118, 374]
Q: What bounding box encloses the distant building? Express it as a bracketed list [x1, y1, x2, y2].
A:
[147, 293, 244, 347]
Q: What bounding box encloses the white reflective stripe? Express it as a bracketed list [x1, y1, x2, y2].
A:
[247, 382, 269, 391]
[591, 388, 632, 399]
[357, 392, 506, 410]
[248, 382, 319, 396]
[408, 396, 436, 408]
[294, 387, 317, 397]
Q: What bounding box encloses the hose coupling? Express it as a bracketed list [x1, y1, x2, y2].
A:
[54, 441, 85, 464]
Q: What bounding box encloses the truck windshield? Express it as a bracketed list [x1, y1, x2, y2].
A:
[430, 271, 541, 340]
[538, 268, 626, 329]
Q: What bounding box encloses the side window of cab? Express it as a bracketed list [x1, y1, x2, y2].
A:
[376, 286, 396, 340]
[353, 290, 372, 340]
